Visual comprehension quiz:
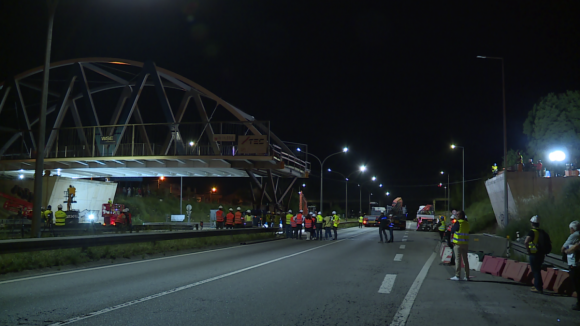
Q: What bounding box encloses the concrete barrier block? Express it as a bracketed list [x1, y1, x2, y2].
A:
[439, 242, 448, 258]
[469, 234, 508, 257]
[480, 255, 496, 274]
[441, 247, 453, 264]
[501, 260, 517, 279]
[468, 253, 481, 271]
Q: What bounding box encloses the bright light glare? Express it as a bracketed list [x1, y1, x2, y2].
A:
[343, 147, 348, 153]
[441, 171, 444, 174]
[212, 187, 217, 192]
[189, 141, 194, 146]
[360, 165, 366, 172]
[297, 148, 301, 152]
[386, 192, 390, 196]
[160, 176, 165, 180]
[19, 174, 24, 179]
[549, 150, 566, 162]
[372, 176, 376, 181]
[451, 145, 456, 149]
[302, 183, 306, 187]
[88, 214, 95, 220]
[379, 184, 383, 187]
[328, 168, 331, 172]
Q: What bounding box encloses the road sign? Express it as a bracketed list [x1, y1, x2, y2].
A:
[213, 134, 236, 142]
[238, 135, 268, 154]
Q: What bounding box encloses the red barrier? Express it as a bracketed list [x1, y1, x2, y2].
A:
[501, 260, 517, 280]
[542, 268, 557, 291]
[491, 258, 507, 276]
[480, 255, 496, 275]
[513, 264, 533, 284]
[553, 270, 574, 295]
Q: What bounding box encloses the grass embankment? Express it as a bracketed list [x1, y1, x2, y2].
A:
[114, 195, 253, 224]
[0, 232, 275, 274]
[496, 179, 580, 254]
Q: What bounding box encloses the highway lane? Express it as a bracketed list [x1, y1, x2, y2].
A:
[1, 224, 578, 326]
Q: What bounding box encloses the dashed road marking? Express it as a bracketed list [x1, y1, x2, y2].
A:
[378, 274, 397, 294]
[402, 239, 408, 242]
[394, 254, 403, 261]
[390, 252, 437, 326]
[400, 245, 406, 249]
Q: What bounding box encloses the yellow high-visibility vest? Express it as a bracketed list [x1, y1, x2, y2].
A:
[333, 215, 340, 227]
[286, 214, 293, 224]
[55, 210, 67, 226]
[452, 219, 470, 244]
[529, 229, 539, 254]
[316, 215, 323, 223]
[359, 216, 364, 223]
[438, 217, 446, 231]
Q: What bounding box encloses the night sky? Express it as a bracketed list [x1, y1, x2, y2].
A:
[1, 1, 579, 212]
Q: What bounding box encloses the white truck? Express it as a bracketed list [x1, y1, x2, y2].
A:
[416, 205, 436, 231]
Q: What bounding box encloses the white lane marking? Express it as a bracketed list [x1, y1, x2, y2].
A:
[390, 252, 437, 326]
[47, 240, 346, 326]
[402, 239, 407, 242]
[400, 245, 406, 249]
[403, 235, 408, 238]
[378, 274, 397, 294]
[0, 227, 371, 286]
[394, 254, 403, 261]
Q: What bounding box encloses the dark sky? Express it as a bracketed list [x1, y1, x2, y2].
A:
[1, 0, 579, 212]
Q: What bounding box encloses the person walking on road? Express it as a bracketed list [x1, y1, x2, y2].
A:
[294, 210, 304, 239]
[525, 215, 551, 293]
[563, 220, 580, 310]
[332, 211, 340, 240]
[359, 213, 364, 228]
[316, 211, 324, 241]
[216, 205, 225, 229]
[378, 213, 389, 243]
[386, 214, 394, 243]
[324, 214, 332, 240]
[234, 207, 243, 228]
[285, 210, 293, 238]
[450, 211, 470, 281]
[225, 208, 234, 229]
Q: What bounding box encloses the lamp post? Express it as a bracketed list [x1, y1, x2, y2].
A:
[328, 166, 365, 220]
[451, 145, 465, 211]
[297, 147, 348, 213]
[441, 171, 450, 214]
[477, 55, 508, 225]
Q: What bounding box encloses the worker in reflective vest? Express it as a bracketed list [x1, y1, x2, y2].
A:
[450, 211, 470, 281]
[225, 208, 235, 229]
[265, 211, 271, 228]
[359, 214, 364, 228]
[234, 207, 243, 228]
[54, 205, 67, 227]
[438, 216, 446, 241]
[290, 212, 297, 239]
[304, 214, 313, 240]
[332, 211, 340, 240]
[316, 212, 324, 241]
[294, 210, 304, 239]
[285, 210, 293, 238]
[245, 210, 253, 227]
[216, 205, 224, 229]
[43, 206, 54, 228]
[491, 163, 498, 177]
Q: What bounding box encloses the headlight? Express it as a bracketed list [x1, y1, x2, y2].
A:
[88, 214, 95, 220]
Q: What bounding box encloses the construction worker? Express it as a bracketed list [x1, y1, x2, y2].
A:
[234, 207, 243, 228]
[386, 214, 394, 243]
[525, 215, 547, 293]
[358, 213, 364, 228]
[536, 159, 543, 177]
[54, 204, 67, 227]
[108, 198, 113, 205]
[517, 151, 523, 171]
[438, 216, 446, 241]
[378, 213, 389, 243]
[291, 211, 298, 239]
[43, 205, 53, 227]
[225, 208, 235, 229]
[450, 211, 470, 281]
[265, 211, 271, 228]
[332, 211, 340, 240]
[216, 205, 225, 229]
[245, 210, 253, 228]
[323, 214, 332, 240]
[285, 210, 293, 238]
[294, 209, 304, 239]
[304, 213, 314, 240]
[316, 211, 324, 241]
[115, 208, 127, 230]
[492, 163, 498, 177]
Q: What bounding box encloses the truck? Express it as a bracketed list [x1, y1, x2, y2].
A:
[389, 197, 407, 230]
[416, 204, 436, 231]
[363, 205, 386, 227]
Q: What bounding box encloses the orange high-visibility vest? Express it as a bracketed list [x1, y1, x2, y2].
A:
[115, 213, 126, 225]
[216, 210, 224, 222]
[305, 218, 312, 228]
[234, 211, 242, 224]
[291, 218, 297, 227]
[226, 213, 234, 225]
[296, 214, 303, 224]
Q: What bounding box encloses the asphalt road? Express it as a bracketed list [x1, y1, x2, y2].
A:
[0, 223, 578, 326]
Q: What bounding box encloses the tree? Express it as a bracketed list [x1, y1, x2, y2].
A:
[523, 91, 580, 162]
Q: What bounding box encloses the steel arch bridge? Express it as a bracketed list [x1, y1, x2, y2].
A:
[0, 58, 309, 208]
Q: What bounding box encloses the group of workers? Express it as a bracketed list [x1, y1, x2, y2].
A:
[491, 156, 544, 177]
[215, 206, 256, 229]
[283, 209, 341, 240]
[40, 204, 67, 228]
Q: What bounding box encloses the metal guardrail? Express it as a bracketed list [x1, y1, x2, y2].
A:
[0, 228, 278, 254]
[511, 241, 568, 270]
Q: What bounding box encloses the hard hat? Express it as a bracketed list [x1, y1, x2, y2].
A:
[494, 163, 497, 166]
[246, 210, 251, 213]
[237, 207, 241, 210]
[218, 205, 223, 209]
[229, 208, 233, 211]
[288, 209, 292, 213]
[126, 208, 130, 212]
[123, 208, 129, 212]
[530, 215, 539, 223]
[299, 209, 303, 213]
[57, 204, 63, 210]
[318, 211, 322, 215]
[332, 211, 336, 214]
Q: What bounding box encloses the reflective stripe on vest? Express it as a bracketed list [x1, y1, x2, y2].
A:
[216, 210, 224, 222]
[286, 214, 293, 224]
[316, 215, 323, 223]
[529, 229, 539, 254]
[452, 220, 470, 244]
[359, 216, 363, 223]
[226, 213, 234, 224]
[291, 219, 297, 227]
[245, 215, 252, 223]
[296, 214, 303, 224]
[438, 219, 446, 231]
[235, 212, 242, 224]
[333, 215, 339, 227]
[55, 210, 67, 226]
[305, 218, 312, 228]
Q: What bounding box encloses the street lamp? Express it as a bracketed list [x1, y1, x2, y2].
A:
[298, 147, 348, 212]
[451, 145, 465, 211]
[477, 55, 508, 225]
[441, 171, 450, 214]
[386, 192, 390, 196]
[372, 176, 376, 181]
